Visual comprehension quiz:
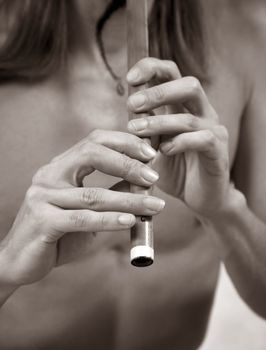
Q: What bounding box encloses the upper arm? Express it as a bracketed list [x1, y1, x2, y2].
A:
[232, 43, 266, 221]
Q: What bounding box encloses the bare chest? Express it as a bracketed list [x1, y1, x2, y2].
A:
[0, 79, 126, 225]
[0, 66, 243, 239]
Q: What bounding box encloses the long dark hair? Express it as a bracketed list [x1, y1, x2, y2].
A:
[0, 0, 208, 82]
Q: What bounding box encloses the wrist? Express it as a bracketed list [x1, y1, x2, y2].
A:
[0, 247, 21, 303]
[0, 267, 20, 307]
[198, 185, 247, 225]
[196, 186, 247, 260]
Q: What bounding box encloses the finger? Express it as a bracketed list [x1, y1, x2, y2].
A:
[45, 187, 165, 215]
[128, 113, 208, 136]
[53, 130, 157, 164]
[79, 144, 159, 186]
[34, 143, 159, 187]
[127, 57, 181, 86]
[128, 76, 211, 116]
[161, 128, 229, 178]
[160, 129, 222, 159]
[88, 129, 157, 161]
[47, 209, 137, 242]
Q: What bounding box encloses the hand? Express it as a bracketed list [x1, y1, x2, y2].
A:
[0, 130, 164, 287]
[127, 58, 230, 219]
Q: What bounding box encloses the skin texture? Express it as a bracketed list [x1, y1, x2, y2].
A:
[0, 0, 266, 349]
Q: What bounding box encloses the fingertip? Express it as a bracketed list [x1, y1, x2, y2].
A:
[141, 167, 159, 184]
[143, 197, 166, 212]
[127, 98, 135, 112]
[140, 143, 157, 159]
[127, 93, 146, 111]
[118, 214, 136, 227]
[128, 118, 148, 133]
[127, 68, 141, 84]
[127, 120, 136, 133]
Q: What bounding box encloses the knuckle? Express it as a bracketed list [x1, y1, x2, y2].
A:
[165, 60, 177, 68]
[213, 156, 229, 175]
[138, 57, 151, 67]
[81, 188, 102, 208]
[138, 57, 148, 65]
[149, 57, 161, 71]
[89, 129, 103, 143]
[122, 156, 135, 178]
[135, 58, 154, 75]
[209, 105, 219, 121]
[142, 56, 158, 66]
[24, 190, 49, 225]
[99, 214, 108, 229]
[221, 156, 229, 172]
[204, 130, 216, 146]
[32, 165, 50, 184]
[70, 212, 87, 229]
[124, 196, 135, 211]
[150, 116, 165, 129]
[149, 85, 165, 103]
[164, 60, 179, 72]
[25, 186, 42, 204]
[217, 125, 229, 141]
[79, 141, 95, 157]
[186, 76, 202, 94]
[186, 114, 199, 130]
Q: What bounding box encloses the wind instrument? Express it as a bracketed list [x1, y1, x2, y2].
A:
[127, 0, 154, 267]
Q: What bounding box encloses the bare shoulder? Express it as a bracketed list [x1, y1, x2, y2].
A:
[203, 0, 266, 111]
[232, 0, 266, 31]
[206, 0, 266, 33]
[206, 0, 266, 74]
[230, 0, 266, 63]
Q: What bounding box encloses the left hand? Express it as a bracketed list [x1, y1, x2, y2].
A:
[127, 57, 231, 219]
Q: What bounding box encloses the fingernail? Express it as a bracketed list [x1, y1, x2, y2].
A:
[127, 68, 140, 82]
[118, 214, 135, 226]
[141, 167, 159, 183]
[128, 118, 148, 132]
[160, 142, 174, 154]
[129, 93, 146, 109]
[143, 197, 165, 212]
[141, 143, 157, 158]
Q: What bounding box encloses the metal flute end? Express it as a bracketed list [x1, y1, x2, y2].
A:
[130, 245, 154, 267]
[130, 215, 154, 267]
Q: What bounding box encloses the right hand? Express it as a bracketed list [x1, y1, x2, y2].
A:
[0, 129, 164, 287]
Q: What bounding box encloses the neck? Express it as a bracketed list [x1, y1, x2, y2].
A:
[67, 2, 127, 81]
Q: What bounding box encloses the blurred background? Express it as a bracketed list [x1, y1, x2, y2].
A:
[200, 265, 266, 350]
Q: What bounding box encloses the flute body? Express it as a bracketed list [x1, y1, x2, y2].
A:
[127, 0, 154, 267]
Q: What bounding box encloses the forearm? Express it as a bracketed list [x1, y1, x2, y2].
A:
[0, 248, 20, 308]
[201, 187, 266, 318]
[0, 262, 18, 308]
